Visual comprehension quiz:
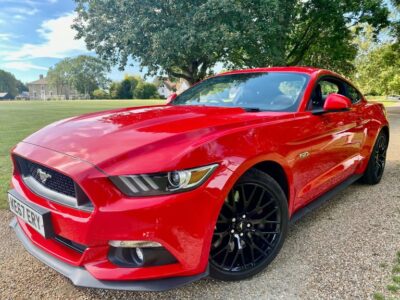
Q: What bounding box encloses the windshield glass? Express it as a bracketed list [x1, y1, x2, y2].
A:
[173, 72, 309, 112]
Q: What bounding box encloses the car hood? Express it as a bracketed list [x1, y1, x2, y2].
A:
[23, 105, 292, 174]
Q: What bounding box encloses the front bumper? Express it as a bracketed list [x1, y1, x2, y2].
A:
[10, 142, 234, 287]
[9, 217, 208, 291]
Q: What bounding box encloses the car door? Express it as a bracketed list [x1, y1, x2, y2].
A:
[292, 77, 362, 208]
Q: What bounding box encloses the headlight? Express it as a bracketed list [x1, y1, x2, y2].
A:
[110, 164, 218, 196]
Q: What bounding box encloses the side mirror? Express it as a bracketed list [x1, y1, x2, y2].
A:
[313, 93, 351, 115]
[166, 93, 177, 105]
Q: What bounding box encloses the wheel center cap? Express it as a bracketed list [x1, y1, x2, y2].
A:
[236, 222, 245, 232]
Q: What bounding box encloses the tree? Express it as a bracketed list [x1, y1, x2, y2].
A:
[47, 55, 109, 98]
[134, 82, 159, 99]
[117, 75, 140, 99]
[109, 75, 139, 99]
[16, 80, 28, 94]
[0, 69, 26, 98]
[118, 78, 133, 99]
[354, 43, 400, 95]
[109, 81, 121, 99]
[389, 0, 400, 39]
[47, 59, 72, 98]
[92, 88, 109, 99]
[69, 55, 109, 97]
[74, 0, 390, 84]
[108, 75, 158, 99]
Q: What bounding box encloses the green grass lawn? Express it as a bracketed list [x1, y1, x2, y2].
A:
[0, 99, 165, 209]
[373, 251, 400, 299]
[366, 96, 399, 107]
[0, 96, 396, 209]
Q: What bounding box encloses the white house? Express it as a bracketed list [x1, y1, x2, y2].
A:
[27, 75, 84, 100]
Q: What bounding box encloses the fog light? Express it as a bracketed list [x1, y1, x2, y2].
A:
[109, 244, 178, 268]
[109, 240, 162, 248]
[135, 247, 144, 261]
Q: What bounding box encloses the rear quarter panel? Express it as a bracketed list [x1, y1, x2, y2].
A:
[356, 101, 389, 173]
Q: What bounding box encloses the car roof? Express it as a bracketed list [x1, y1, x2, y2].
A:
[218, 66, 336, 76]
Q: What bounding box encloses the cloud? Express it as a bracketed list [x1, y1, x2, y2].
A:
[13, 14, 25, 20]
[3, 61, 48, 71]
[4, 13, 90, 61]
[0, 2, 40, 24]
[0, 0, 54, 4]
[0, 33, 12, 41]
[6, 6, 39, 15]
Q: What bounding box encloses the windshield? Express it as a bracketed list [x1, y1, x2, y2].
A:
[173, 72, 310, 112]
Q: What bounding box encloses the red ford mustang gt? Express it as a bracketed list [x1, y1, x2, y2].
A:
[8, 67, 389, 291]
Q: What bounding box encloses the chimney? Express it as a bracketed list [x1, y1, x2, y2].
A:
[39, 74, 44, 79]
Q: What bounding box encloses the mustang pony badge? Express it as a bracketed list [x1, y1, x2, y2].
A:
[36, 168, 52, 184]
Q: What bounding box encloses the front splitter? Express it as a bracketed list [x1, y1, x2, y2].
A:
[9, 217, 209, 291]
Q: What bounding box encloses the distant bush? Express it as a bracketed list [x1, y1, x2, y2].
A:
[134, 82, 159, 99]
[118, 79, 133, 99]
[108, 75, 159, 99]
[92, 89, 109, 99]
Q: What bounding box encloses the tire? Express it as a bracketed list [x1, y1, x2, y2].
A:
[209, 169, 288, 281]
[361, 131, 388, 185]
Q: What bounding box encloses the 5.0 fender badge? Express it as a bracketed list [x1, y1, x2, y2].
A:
[299, 151, 310, 159]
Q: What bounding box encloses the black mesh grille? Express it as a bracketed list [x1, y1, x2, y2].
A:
[16, 156, 76, 198]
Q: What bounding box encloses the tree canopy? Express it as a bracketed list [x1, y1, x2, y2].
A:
[0, 69, 27, 98]
[355, 43, 400, 95]
[47, 55, 109, 97]
[73, 0, 390, 84]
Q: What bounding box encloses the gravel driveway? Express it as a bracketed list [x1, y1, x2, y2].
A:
[1, 107, 400, 299]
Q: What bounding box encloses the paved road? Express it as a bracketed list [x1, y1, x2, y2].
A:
[1, 107, 399, 299]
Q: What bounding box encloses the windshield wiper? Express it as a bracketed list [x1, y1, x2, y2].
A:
[242, 107, 261, 112]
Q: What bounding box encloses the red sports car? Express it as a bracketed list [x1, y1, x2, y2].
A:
[8, 67, 389, 291]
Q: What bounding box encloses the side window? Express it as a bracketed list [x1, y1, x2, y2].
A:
[309, 79, 342, 110]
[320, 81, 339, 97]
[346, 84, 362, 104]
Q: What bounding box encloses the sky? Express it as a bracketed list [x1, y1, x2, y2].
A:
[0, 0, 144, 83]
[0, 0, 396, 84]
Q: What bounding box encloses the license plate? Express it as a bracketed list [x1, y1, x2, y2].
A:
[8, 192, 53, 238]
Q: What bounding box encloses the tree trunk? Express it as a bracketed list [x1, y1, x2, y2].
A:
[167, 60, 209, 86]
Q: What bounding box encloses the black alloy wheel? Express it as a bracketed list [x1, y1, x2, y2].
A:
[374, 134, 387, 179]
[209, 169, 288, 281]
[362, 131, 388, 185]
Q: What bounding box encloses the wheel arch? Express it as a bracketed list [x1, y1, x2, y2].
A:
[380, 125, 389, 143]
[251, 161, 290, 202]
[222, 155, 294, 212]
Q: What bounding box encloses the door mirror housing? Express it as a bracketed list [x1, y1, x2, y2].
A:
[324, 93, 351, 111]
[313, 93, 351, 115]
[166, 93, 177, 105]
